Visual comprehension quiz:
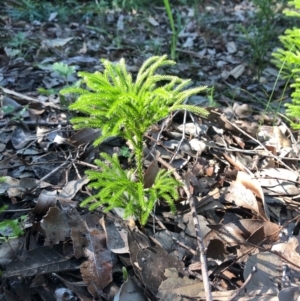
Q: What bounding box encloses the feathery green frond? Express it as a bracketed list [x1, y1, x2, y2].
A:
[272, 0, 300, 128]
[80, 153, 182, 225]
[63, 55, 209, 225]
[62, 55, 208, 151]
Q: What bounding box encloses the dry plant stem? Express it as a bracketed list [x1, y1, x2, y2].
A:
[28, 157, 71, 192]
[169, 109, 198, 164]
[207, 144, 300, 161]
[187, 195, 212, 301]
[0, 120, 68, 128]
[229, 266, 257, 301]
[2, 209, 33, 212]
[282, 121, 297, 144]
[151, 213, 197, 256]
[217, 112, 295, 171]
[157, 157, 213, 301]
[170, 110, 187, 164]
[75, 160, 98, 169]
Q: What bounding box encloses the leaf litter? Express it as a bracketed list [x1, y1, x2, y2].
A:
[1, 0, 300, 300]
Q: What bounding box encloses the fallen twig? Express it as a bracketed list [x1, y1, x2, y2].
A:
[157, 156, 213, 301]
[229, 265, 257, 301]
[151, 213, 197, 256]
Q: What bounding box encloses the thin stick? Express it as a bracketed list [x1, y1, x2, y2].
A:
[170, 110, 187, 164]
[215, 111, 294, 171]
[229, 266, 257, 301]
[157, 157, 213, 301]
[151, 213, 197, 256]
[28, 156, 72, 192]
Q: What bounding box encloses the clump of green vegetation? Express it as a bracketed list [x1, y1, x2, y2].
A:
[61, 55, 209, 225]
[239, 0, 286, 78]
[273, 0, 300, 128]
[0, 178, 24, 240]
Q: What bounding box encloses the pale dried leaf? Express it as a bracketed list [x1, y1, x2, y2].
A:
[244, 252, 280, 295]
[225, 181, 260, 214]
[148, 16, 159, 26]
[236, 171, 269, 220]
[229, 64, 245, 79]
[40, 207, 70, 246]
[157, 268, 204, 301]
[278, 286, 300, 301]
[43, 37, 74, 48]
[33, 189, 57, 215]
[100, 217, 129, 254]
[257, 178, 300, 195]
[59, 177, 89, 199]
[226, 41, 237, 53]
[114, 277, 147, 301]
[255, 168, 298, 182]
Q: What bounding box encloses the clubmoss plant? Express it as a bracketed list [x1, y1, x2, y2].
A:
[273, 0, 300, 129]
[61, 55, 209, 224]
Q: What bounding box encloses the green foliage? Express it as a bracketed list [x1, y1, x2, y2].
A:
[119, 146, 132, 158]
[38, 63, 78, 107]
[63, 55, 208, 147]
[62, 55, 208, 178]
[82, 153, 181, 225]
[273, 0, 300, 128]
[122, 266, 128, 281]
[52, 62, 76, 82]
[0, 104, 28, 121]
[5, 0, 84, 22]
[163, 0, 177, 59]
[5, 32, 34, 58]
[62, 55, 208, 225]
[0, 178, 24, 239]
[0, 208, 24, 240]
[239, 0, 286, 77]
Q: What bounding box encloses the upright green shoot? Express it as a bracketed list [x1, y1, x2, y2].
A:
[163, 0, 177, 59]
[62, 55, 209, 224]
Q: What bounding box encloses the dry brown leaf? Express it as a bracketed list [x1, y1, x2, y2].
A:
[224, 181, 260, 214]
[229, 64, 245, 79]
[236, 171, 269, 220]
[40, 207, 70, 247]
[223, 153, 246, 171]
[244, 252, 280, 295]
[256, 178, 300, 195]
[143, 159, 159, 188]
[100, 216, 129, 254]
[157, 268, 204, 301]
[80, 218, 113, 296]
[255, 168, 298, 182]
[232, 102, 252, 118]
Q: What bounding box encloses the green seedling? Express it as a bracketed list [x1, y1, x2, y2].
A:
[1, 105, 28, 121]
[52, 62, 76, 85]
[61, 55, 209, 225]
[0, 178, 24, 240]
[239, 0, 286, 78]
[119, 146, 132, 158]
[38, 63, 77, 107]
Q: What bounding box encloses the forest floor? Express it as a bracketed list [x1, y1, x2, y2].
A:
[1, 1, 300, 300]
